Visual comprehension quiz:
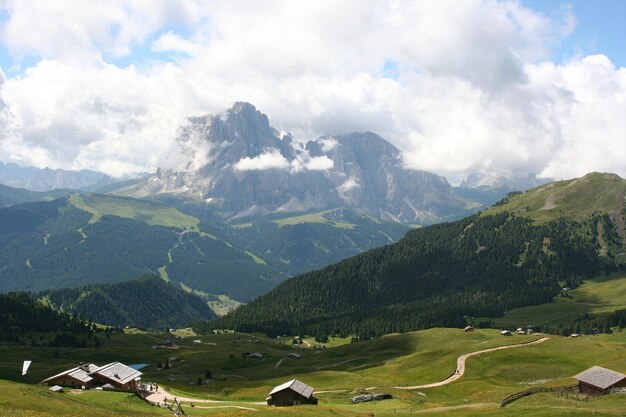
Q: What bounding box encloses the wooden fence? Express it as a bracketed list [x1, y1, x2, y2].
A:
[500, 384, 579, 408]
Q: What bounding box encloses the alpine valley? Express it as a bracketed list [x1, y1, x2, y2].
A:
[0, 103, 496, 309]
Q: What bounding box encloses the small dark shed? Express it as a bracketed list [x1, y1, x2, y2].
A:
[266, 379, 318, 406]
[573, 366, 626, 395]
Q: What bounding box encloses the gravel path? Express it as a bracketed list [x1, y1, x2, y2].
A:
[391, 337, 550, 390]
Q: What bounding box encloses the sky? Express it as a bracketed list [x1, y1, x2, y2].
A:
[0, 0, 624, 183]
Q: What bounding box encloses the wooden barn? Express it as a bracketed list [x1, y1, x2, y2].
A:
[573, 366, 626, 395]
[90, 362, 142, 391]
[267, 379, 318, 406]
[42, 363, 99, 388]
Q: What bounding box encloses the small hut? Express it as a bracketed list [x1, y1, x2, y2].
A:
[573, 366, 626, 395]
[463, 326, 474, 332]
[267, 379, 318, 406]
[287, 353, 301, 359]
[501, 330, 512, 336]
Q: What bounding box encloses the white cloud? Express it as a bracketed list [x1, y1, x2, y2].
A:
[304, 156, 334, 171]
[234, 149, 290, 171]
[319, 138, 338, 153]
[151, 31, 200, 56]
[234, 149, 334, 173]
[0, 1, 623, 181]
[336, 177, 360, 202]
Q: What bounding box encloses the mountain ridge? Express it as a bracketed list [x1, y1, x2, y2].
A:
[196, 173, 626, 338]
[117, 102, 481, 224]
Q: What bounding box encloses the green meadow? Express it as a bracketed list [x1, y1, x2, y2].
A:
[272, 209, 357, 229]
[69, 193, 200, 231]
[483, 172, 626, 224]
[2, 327, 626, 416]
[481, 272, 626, 328]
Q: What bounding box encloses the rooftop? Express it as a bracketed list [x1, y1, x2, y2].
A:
[269, 379, 315, 399]
[92, 362, 142, 385]
[43, 363, 99, 384]
[573, 366, 626, 389]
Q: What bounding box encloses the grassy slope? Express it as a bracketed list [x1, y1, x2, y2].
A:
[483, 172, 626, 224]
[68, 193, 200, 231]
[272, 209, 358, 229]
[0, 380, 170, 417]
[482, 272, 626, 327]
[2, 328, 626, 416]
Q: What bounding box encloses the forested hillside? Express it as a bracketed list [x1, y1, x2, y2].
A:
[39, 276, 216, 329]
[196, 173, 626, 338]
[0, 184, 72, 208]
[0, 193, 413, 302]
[0, 194, 285, 301]
[0, 292, 95, 346]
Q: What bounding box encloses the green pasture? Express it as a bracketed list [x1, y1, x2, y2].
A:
[481, 272, 626, 328]
[272, 210, 356, 229]
[483, 172, 626, 224]
[69, 193, 200, 231]
[2, 327, 626, 416]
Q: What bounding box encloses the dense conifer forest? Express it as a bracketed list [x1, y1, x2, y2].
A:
[195, 209, 625, 338]
[39, 275, 217, 330]
[0, 291, 97, 347]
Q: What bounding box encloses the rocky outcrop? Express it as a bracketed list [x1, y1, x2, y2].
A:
[119, 102, 478, 224]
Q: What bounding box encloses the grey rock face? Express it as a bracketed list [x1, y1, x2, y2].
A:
[120, 102, 477, 224]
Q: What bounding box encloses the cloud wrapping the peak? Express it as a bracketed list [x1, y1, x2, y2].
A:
[234, 148, 334, 173]
[0, 1, 623, 181]
[234, 149, 290, 172]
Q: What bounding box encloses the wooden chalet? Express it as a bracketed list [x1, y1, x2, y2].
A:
[42, 363, 99, 388]
[90, 362, 142, 391]
[267, 379, 318, 406]
[573, 366, 626, 395]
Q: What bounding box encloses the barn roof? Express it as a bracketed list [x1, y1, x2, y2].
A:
[573, 366, 626, 389]
[269, 379, 314, 399]
[43, 365, 97, 384]
[91, 362, 142, 385]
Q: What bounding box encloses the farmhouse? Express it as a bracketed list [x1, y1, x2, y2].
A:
[573, 366, 626, 395]
[90, 362, 142, 391]
[267, 379, 318, 406]
[43, 363, 99, 388]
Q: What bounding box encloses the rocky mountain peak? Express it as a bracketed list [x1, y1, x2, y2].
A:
[120, 104, 478, 224]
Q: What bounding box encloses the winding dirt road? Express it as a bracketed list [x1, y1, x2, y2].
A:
[391, 337, 550, 390]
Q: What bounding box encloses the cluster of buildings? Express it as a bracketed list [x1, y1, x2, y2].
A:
[42, 362, 142, 391]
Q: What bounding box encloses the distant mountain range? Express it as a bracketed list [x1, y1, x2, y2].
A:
[197, 173, 626, 337]
[116, 102, 481, 225]
[459, 172, 551, 191]
[0, 161, 120, 192]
